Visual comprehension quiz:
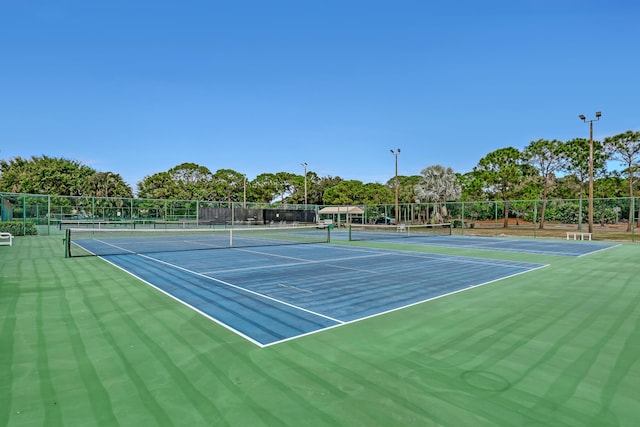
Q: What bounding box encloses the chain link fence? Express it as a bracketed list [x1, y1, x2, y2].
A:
[2, 192, 638, 241]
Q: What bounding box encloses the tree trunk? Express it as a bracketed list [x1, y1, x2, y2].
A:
[539, 176, 548, 230]
[503, 199, 509, 228]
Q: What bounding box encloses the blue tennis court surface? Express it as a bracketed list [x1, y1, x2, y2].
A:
[334, 231, 617, 256]
[98, 244, 546, 346]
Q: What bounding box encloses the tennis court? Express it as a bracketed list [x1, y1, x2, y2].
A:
[74, 235, 546, 346]
[342, 224, 617, 256]
[3, 233, 640, 426]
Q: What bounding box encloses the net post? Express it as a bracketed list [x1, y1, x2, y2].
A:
[229, 229, 233, 247]
[348, 225, 352, 241]
[64, 228, 71, 258]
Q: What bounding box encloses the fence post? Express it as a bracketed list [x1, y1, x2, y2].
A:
[22, 195, 26, 236]
[461, 201, 465, 236]
[533, 200, 537, 238]
[632, 197, 636, 243]
[47, 195, 51, 235]
[494, 201, 498, 236]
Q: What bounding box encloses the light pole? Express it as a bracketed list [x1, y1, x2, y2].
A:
[579, 111, 602, 234]
[301, 162, 308, 206]
[390, 148, 400, 224]
[243, 175, 247, 208]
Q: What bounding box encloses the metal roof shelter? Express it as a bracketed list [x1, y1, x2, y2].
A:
[318, 206, 365, 215]
[318, 206, 365, 227]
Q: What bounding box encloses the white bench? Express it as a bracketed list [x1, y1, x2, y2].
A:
[567, 231, 591, 241]
[0, 232, 14, 246]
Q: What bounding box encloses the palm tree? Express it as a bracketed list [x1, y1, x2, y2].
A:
[414, 165, 461, 223]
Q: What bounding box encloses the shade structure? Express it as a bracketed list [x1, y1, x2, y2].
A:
[318, 206, 365, 215]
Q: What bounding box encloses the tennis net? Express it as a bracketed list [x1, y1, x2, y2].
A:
[65, 225, 331, 257]
[348, 223, 451, 242]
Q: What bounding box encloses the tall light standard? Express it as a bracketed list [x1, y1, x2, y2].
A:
[390, 148, 401, 224]
[243, 174, 247, 208]
[579, 111, 602, 234]
[301, 162, 308, 206]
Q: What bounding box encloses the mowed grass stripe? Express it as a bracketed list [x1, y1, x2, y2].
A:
[96, 256, 348, 425]
[67, 259, 178, 425]
[285, 340, 459, 426]
[66, 257, 244, 426]
[35, 259, 65, 426]
[55, 246, 348, 425]
[0, 257, 19, 426]
[72, 258, 293, 426]
[430, 267, 623, 371]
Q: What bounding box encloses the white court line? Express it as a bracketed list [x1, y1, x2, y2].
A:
[95, 255, 266, 347]
[200, 248, 388, 275]
[263, 262, 550, 347]
[576, 243, 620, 257]
[385, 235, 619, 257]
[301, 244, 548, 269]
[90, 241, 551, 347]
[137, 253, 345, 325]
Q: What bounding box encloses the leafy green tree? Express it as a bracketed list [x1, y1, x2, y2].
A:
[323, 180, 366, 205]
[604, 131, 640, 230]
[594, 172, 627, 226]
[550, 175, 581, 200]
[251, 173, 279, 203]
[287, 174, 308, 205]
[562, 138, 607, 228]
[398, 175, 422, 203]
[0, 155, 132, 197]
[414, 165, 461, 223]
[385, 175, 417, 203]
[309, 175, 342, 205]
[473, 147, 525, 227]
[87, 172, 133, 198]
[0, 156, 34, 193]
[457, 171, 485, 201]
[508, 172, 540, 225]
[137, 171, 180, 199]
[363, 182, 393, 204]
[137, 163, 211, 200]
[523, 139, 566, 229]
[212, 169, 245, 203]
[273, 171, 298, 204]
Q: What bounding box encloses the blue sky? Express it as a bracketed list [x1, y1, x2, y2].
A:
[1, 0, 638, 191]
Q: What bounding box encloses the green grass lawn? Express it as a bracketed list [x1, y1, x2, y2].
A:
[1, 236, 639, 426]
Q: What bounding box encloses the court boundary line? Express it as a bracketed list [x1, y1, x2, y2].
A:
[136, 253, 346, 335]
[137, 252, 346, 321]
[338, 233, 620, 257]
[576, 243, 621, 257]
[201, 248, 389, 275]
[263, 262, 550, 347]
[295, 243, 546, 268]
[96, 255, 265, 347]
[91, 244, 550, 347]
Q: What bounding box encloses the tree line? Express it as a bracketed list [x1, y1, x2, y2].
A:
[1, 130, 639, 228]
